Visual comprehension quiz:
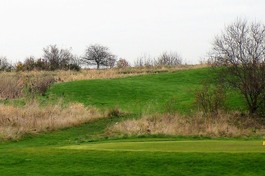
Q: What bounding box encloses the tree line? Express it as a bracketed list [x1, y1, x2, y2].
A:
[0, 44, 183, 72]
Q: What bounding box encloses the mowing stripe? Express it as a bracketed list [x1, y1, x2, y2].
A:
[59, 140, 265, 153]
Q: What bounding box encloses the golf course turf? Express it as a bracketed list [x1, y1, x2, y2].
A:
[1, 136, 265, 175]
[1, 68, 264, 175]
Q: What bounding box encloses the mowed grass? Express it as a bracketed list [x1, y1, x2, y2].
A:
[1, 138, 265, 176]
[61, 140, 265, 153]
[47, 68, 245, 113]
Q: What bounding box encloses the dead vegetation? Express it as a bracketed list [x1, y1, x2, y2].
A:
[47, 65, 207, 82]
[1, 64, 207, 82]
[0, 101, 102, 141]
[106, 112, 265, 138]
[0, 74, 23, 99]
[0, 73, 55, 99]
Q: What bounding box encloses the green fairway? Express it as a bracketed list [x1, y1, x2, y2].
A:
[47, 68, 245, 113]
[61, 140, 265, 153]
[1, 138, 265, 176]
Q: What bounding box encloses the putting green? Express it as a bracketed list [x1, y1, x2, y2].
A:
[60, 140, 265, 153]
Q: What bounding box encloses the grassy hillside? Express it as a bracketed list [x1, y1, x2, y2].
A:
[47, 68, 245, 114]
[1, 67, 256, 176]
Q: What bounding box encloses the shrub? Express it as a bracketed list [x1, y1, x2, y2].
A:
[117, 59, 130, 68]
[195, 82, 226, 115]
[35, 58, 49, 70]
[68, 63, 81, 71]
[0, 57, 13, 72]
[107, 108, 124, 118]
[15, 62, 24, 72]
[27, 75, 55, 96]
[23, 56, 35, 71]
[156, 52, 182, 66]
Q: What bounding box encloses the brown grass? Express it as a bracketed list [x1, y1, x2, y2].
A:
[0, 101, 102, 141]
[106, 112, 265, 138]
[0, 72, 55, 99]
[0, 74, 24, 99]
[1, 64, 208, 83]
[52, 66, 202, 82]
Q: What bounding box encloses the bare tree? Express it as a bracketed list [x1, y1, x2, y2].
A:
[212, 19, 265, 115]
[105, 55, 117, 68]
[82, 44, 115, 69]
[0, 56, 12, 71]
[23, 56, 35, 71]
[43, 45, 75, 70]
[156, 52, 182, 66]
[134, 54, 155, 67]
[117, 58, 130, 68]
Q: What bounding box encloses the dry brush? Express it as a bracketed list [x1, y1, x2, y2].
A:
[0, 102, 101, 141]
[107, 112, 265, 138]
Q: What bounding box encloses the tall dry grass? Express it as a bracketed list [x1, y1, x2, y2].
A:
[0, 101, 102, 141]
[0, 73, 55, 99]
[0, 74, 23, 99]
[0, 64, 208, 83]
[54, 66, 196, 82]
[106, 112, 265, 138]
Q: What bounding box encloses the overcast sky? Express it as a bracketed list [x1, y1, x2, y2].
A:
[0, 0, 264, 64]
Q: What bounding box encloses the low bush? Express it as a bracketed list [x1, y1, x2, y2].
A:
[107, 108, 124, 118]
[26, 75, 55, 96]
[195, 82, 226, 115]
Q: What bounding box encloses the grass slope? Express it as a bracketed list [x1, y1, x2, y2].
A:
[0, 68, 254, 175]
[48, 68, 244, 114]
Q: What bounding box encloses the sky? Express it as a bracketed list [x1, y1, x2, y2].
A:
[0, 0, 264, 64]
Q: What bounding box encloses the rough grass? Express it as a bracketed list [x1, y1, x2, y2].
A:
[0, 74, 24, 98]
[106, 112, 265, 138]
[0, 65, 205, 83]
[0, 73, 54, 99]
[0, 101, 101, 141]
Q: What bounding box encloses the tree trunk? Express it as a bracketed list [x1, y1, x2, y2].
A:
[249, 104, 258, 115]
